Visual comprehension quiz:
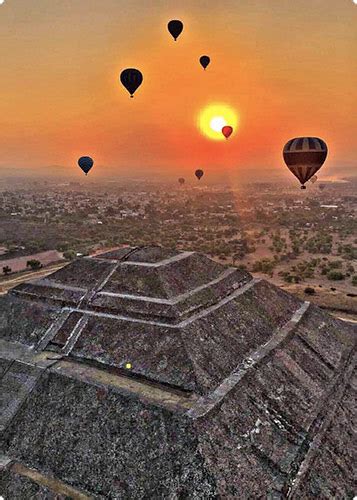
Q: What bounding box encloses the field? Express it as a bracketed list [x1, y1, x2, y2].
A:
[0, 250, 63, 273]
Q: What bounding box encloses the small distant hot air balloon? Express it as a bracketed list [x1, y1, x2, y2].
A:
[120, 68, 143, 98]
[195, 169, 204, 180]
[200, 55, 210, 70]
[168, 20, 183, 41]
[319, 183, 326, 191]
[78, 156, 94, 176]
[310, 175, 318, 184]
[178, 177, 185, 185]
[222, 126, 233, 140]
[283, 137, 328, 189]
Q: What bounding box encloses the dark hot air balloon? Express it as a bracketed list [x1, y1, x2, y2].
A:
[283, 137, 328, 189]
[168, 20, 183, 41]
[120, 68, 143, 98]
[78, 157, 94, 176]
[200, 55, 210, 70]
[222, 126, 233, 139]
[195, 169, 204, 180]
[319, 183, 326, 191]
[178, 177, 185, 185]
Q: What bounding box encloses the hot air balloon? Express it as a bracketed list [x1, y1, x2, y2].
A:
[310, 175, 318, 184]
[283, 137, 328, 189]
[195, 169, 204, 180]
[200, 55, 210, 70]
[78, 156, 94, 176]
[178, 177, 185, 185]
[168, 20, 183, 41]
[222, 126, 233, 139]
[120, 68, 143, 98]
[319, 184, 326, 191]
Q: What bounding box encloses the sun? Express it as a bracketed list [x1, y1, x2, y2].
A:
[198, 103, 238, 141]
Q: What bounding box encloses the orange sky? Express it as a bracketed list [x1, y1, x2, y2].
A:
[0, 0, 356, 180]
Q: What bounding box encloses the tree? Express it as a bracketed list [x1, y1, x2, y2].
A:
[3, 266, 11, 276]
[327, 271, 345, 281]
[26, 259, 42, 271]
[352, 276, 357, 287]
[304, 287, 316, 295]
[63, 250, 77, 261]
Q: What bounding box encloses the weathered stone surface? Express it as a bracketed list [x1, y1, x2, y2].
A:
[295, 369, 357, 499]
[50, 311, 85, 348]
[0, 246, 355, 498]
[101, 253, 227, 299]
[71, 316, 198, 391]
[90, 268, 250, 323]
[0, 295, 59, 346]
[48, 258, 114, 289]
[285, 335, 334, 386]
[0, 358, 12, 378]
[294, 304, 354, 369]
[98, 246, 177, 263]
[0, 361, 43, 434]
[14, 281, 85, 307]
[1, 470, 60, 500]
[2, 372, 218, 499]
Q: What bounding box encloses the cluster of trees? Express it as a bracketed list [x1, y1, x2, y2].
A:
[304, 232, 333, 254]
[252, 259, 276, 277]
[2, 259, 42, 276]
[277, 257, 356, 285]
[270, 233, 288, 254]
[337, 244, 357, 261]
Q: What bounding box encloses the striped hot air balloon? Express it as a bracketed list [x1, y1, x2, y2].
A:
[283, 137, 328, 189]
[78, 156, 94, 175]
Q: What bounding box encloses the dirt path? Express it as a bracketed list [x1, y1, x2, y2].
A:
[0, 262, 67, 294]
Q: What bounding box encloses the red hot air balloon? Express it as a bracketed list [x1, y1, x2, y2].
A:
[195, 169, 204, 180]
[222, 126, 233, 139]
[283, 137, 328, 189]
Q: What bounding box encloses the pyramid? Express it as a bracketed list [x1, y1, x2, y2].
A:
[0, 246, 356, 498]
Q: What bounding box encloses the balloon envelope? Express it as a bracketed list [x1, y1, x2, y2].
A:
[120, 68, 143, 97]
[168, 20, 183, 41]
[222, 126, 233, 139]
[195, 169, 204, 180]
[200, 55, 210, 70]
[178, 177, 185, 185]
[78, 156, 94, 175]
[283, 137, 328, 189]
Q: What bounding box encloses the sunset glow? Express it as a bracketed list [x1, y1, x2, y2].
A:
[0, 1, 356, 179]
[198, 104, 238, 141]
